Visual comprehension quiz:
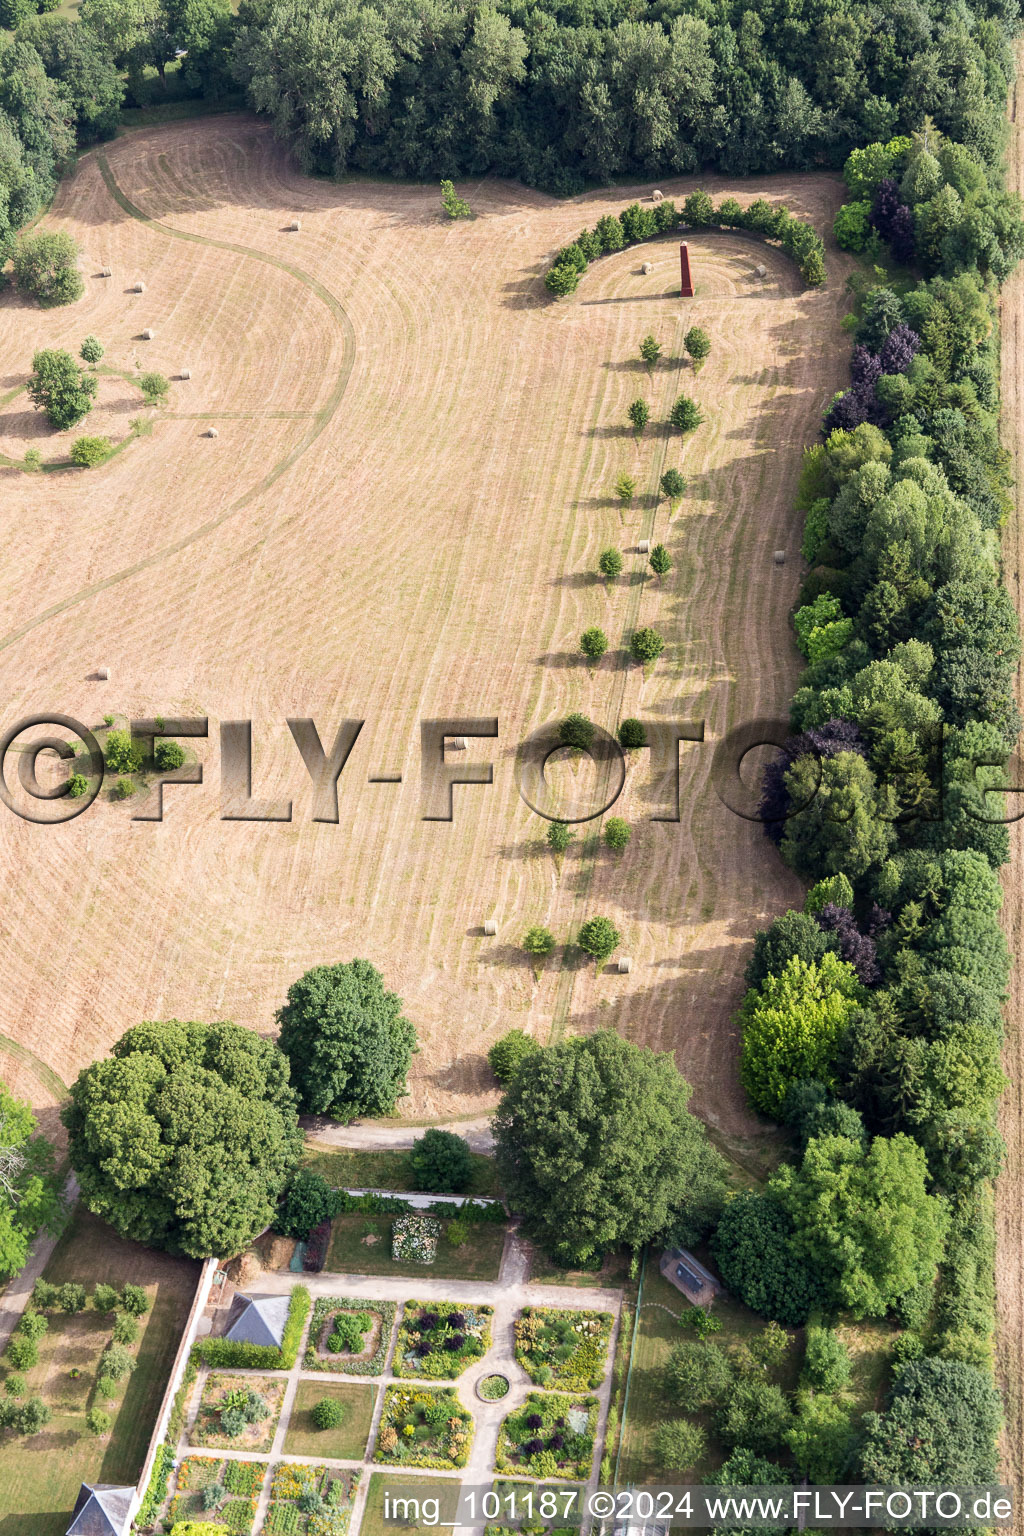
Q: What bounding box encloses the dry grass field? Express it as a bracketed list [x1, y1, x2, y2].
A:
[0, 117, 853, 1162]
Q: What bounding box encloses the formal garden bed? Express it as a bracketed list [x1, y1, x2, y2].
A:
[304, 1297, 395, 1376]
[478, 1374, 510, 1401]
[264, 1462, 360, 1535]
[283, 1381, 377, 1459]
[514, 1308, 613, 1391]
[373, 1384, 473, 1469]
[495, 1392, 598, 1480]
[188, 1372, 287, 1452]
[165, 1454, 266, 1533]
[394, 1300, 493, 1379]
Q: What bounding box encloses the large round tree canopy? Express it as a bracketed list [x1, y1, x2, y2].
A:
[493, 1029, 726, 1262]
[276, 959, 417, 1119]
[62, 1020, 302, 1259]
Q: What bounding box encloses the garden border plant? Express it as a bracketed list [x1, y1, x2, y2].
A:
[373, 1384, 474, 1470]
[394, 1299, 494, 1379]
[494, 1391, 598, 1481]
[513, 1307, 613, 1392]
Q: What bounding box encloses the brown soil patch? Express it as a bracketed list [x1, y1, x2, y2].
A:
[253, 1232, 297, 1272]
[0, 117, 853, 1157]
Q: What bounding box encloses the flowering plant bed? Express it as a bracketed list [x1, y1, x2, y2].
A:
[264, 1463, 360, 1535]
[478, 1373, 510, 1400]
[513, 1307, 612, 1391]
[303, 1296, 395, 1376]
[165, 1454, 266, 1533]
[373, 1384, 473, 1469]
[188, 1372, 286, 1452]
[392, 1215, 441, 1264]
[495, 1392, 598, 1481]
[395, 1299, 493, 1378]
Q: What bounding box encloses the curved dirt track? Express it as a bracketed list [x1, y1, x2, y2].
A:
[997, 50, 1024, 1515]
[0, 118, 853, 1149]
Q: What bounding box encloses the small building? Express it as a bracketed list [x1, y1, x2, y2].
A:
[660, 1247, 721, 1307]
[66, 1483, 134, 1536]
[222, 1292, 290, 1348]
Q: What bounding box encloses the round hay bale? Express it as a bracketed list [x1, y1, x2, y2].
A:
[617, 956, 632, 974]
[773, 549, 786, 565]
[449, 736, 467, 751]
[96, 666, 110, 681]
[142, 328, 155, 340]
[637, 539, 651, 554]
[206, 427, 219, 439]
[483, 920, 497, 937]
[179, 367, 191, 380]
[99, 268, 111, 278]
[287, 219, 301, 232]
[641, 261, 654, 275]
[133, 281, 145, 293]
[755, 263, 767, 278]
[652, 190, 664, 202]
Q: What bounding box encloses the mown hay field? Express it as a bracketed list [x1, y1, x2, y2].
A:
[0, 117, 853, 1155]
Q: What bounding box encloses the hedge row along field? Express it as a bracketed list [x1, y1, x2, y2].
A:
[545, 191, 826, 297]
[720, 123, 1024, 1488]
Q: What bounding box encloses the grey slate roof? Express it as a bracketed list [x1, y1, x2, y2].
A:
[67, 1483, 134, 1536]
[224, 1291, 290, 1348]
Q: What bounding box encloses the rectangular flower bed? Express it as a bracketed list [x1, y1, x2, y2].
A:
[513, 1307, 613, 1391]
[188, 1371, 287, 1453]
[392, 1214, 441, 1264]
[303, 1296, 396, 1376]
[264, 1462, 360, 1536]
[495, 1392, 598, 1481]
[165, 1453, 267, 1533]
[373, 1384, 473, 1469]
[395, 1299, 493, 1379]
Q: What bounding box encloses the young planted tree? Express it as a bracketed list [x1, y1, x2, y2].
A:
[155, 740, 186, 771]
[139, 372, 170, 405]
[408, 1128, 473, 1193]
[614, 471, 636, 508]
[27, 349, 97, 430]
[440, 179, 471, 219]
[104, 729, 143, 775]
[523, 925, 555, 960]
[684, 326, 711, 369]
[546, 820, 574, 858]
[80, 335, 104, 366]
[630, 627, 664, 667]
[669, 395, 704, 435]
[628, 398, 649, 436]
[488, 1029, 540, 1086]
[577, 915, 620, 963]
[618, 718, 646, 749]
[649, 544, 672, 578]
[598, 547, 623, 581]
[560, 713, 595, 752]
[603, 817, 631, 851]
[639, 333, 661, 369]
[70, 435, 112, 467]
[660, 468, 685, 505]
[580, 627, 608, 662]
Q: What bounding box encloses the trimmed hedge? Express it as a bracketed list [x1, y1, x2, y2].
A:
[304, 1295, 396, 1376]
[192, 1286, 309, 1371]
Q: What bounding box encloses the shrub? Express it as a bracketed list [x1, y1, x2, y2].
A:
[139, 371, 170, 404]
[684, 327, 711, 368]
[669, 395, 703, 433]
[603, 818, 630, 851]
[67, 772, 89, 798]
[104, 730, 143, 775]
[630, 627, 664, 665]
[112, 1312, 139, 1345]
[96, 1376, 118, 1400]
[640, 334, 661, 367]
[577, 916, 620, 963]
[489, 1028, 540, 1083]
[113, 776, 136, 799]
[23, 448, 42, 471]
[31, 1280, 58, 1309]
[101, 1343, 136, 1381]
[57, 1283, 87, 1314]
[3, 1374, 24, 1397]
[581, 626, 608, 661]
[92, 1283, 119, 1314]
[660, 468, 685, 502]
[5, 1336, 38, 1371]
[86, 1406, 111, 1436]
[220, 1405, 246, 1438]
[155, 740, 186, 771]
[312, 1395, 345, 1429]
[120, 1284, 150, 1317]
[446, 1219, 468, 1247]
[13, 231, 84, 306]
[618, 718, 646, 749]
[70, 435, 112, 467]
[440, 179, 471, 219]
[80, 335, 104, 365]
[598, 547, 623, 579]
[802, 1323, 851, 1392]
[560, 713, 594, 752]
[409, 1129, 474, 1193]
[545, 263, 579, 296]
[614, 471, 636, 505]
[546, 820, 574, 855]
[27, 348, 97, 429]
[17, 1311, 48, 1341]
[654, 1418, 706, 1473]
[14, 1396, 51, 1434]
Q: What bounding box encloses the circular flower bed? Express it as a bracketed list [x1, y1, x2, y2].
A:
[478, 1374, 510, 1401]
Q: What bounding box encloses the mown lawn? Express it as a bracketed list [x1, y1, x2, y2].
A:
[527, 1247, 631, 1289]
[327, 1214, 505, 1281]
[0, 1208, 199, 1536]
[283, 1379, 377, 1459]
[302, 1143, 503, 1199]
[361, 1473, 462, 1536]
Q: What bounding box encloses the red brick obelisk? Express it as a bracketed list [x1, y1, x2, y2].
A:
[679, 242, 694, 297]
